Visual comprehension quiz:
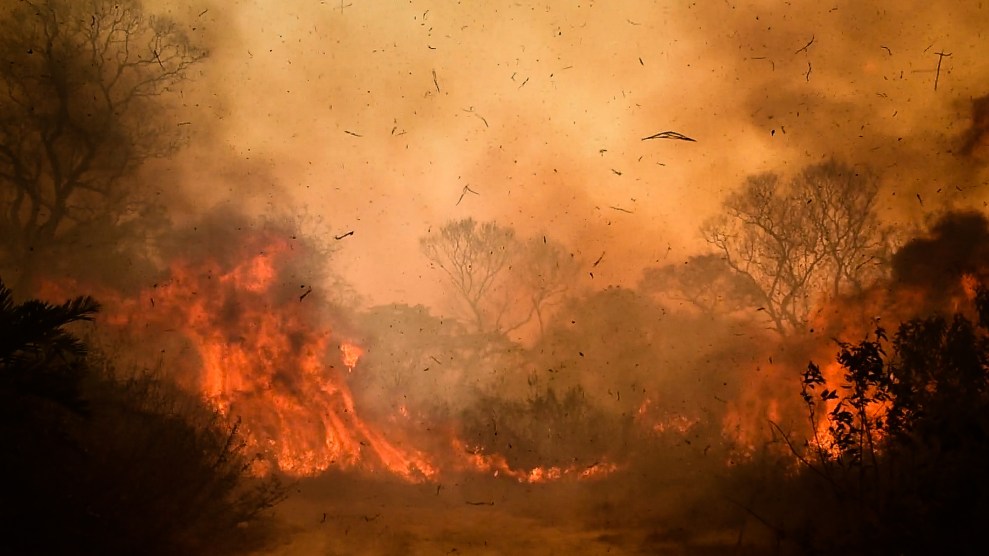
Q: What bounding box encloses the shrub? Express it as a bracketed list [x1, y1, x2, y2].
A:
[0, 280, 286, 555]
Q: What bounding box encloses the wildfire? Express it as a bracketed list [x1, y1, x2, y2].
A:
[39, 232, 621, 485]
[453, 439, 619, 483]
[722, 246, 989, 465]
[636, 398, 699, 435]
[45, 234, 436, 480]
[50, 222, 975, 486]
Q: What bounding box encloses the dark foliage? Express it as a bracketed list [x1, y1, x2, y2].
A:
[733, 288, 989, 554]
[0, 280, 286, 555]
[0, 280, 98, 414]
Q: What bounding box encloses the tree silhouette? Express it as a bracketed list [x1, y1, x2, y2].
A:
[703, 161, 890, 335]
[421, 219, 514, 333]
[0, 276, 98, 412]
[517, 235, 580, 335]
[421, 218, 577, 335]
[0, 0, 206, 289]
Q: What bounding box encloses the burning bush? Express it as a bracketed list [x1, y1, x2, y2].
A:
[0, 280, 285, 555]
[725, 283, 989, 554]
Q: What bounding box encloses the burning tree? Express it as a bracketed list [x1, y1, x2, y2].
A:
[702, 161, 890, 335]
[0, 0, 206, 290]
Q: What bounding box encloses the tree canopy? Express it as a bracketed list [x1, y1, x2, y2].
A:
[701, 161, 890, 334]
[0, 0, 205, 289]
[421, 218, 578, 336]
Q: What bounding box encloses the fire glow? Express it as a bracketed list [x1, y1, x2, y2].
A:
[43, 234, 435, 480]
[46, 233, 624, 484]
[55, 229, 983, 484]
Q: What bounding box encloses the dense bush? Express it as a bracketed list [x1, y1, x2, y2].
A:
[726, 288, 989, 554]
[459, 385, 634, 471]
[0, 280, 286, 555]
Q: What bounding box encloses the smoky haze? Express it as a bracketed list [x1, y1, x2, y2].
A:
[3, 0, 989, 554]
[150, 0, 987, 307]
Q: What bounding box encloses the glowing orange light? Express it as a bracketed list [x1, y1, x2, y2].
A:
[43, 236, 437, 481]
[340, 342, 363, 372]
[38, 232, 626, 485]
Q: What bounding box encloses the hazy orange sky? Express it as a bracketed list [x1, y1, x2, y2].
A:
[151, 0, 989, 307]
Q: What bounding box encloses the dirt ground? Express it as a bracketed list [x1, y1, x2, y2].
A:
[255, 473, 770, 555]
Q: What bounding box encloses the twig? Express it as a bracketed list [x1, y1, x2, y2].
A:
[432, 69, 440, 93]
[344, 130, 362, 137]
[334, 230, 354, 240]
[592, 251, 605, 267]
[934, 51, 951, 91]
[462, 107, 488, 127]
[609, 205, 633, 213]
[805, 62, 812, 81]
[750, 56, 775, 71]
[794, 34, 815, 55]
[641, 130, 696, 142]
[723, 496, 785, 541]
[767, 420, 837, 488]
[456, 184, 479, 205]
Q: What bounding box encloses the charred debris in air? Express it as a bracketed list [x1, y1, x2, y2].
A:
[641, 130, 696, 142]
[456, 184, 480, 206]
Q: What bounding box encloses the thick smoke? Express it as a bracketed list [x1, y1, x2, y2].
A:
[960, 94, 989, 159]
[5, 0, 989, 553]
[893, 210, 989, 290]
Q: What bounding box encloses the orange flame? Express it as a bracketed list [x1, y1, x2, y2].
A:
[39, 233, 629, 484]
[452, 439, 619, 483]
[45, 236, 436, 480]
[339, 342, 363, 372]
[722, 270, 986, 465]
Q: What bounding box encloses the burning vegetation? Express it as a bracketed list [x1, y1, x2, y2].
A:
[3, 0, 989, 554]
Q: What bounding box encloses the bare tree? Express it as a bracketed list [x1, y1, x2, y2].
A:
[420, 218, 577, 335]
[421, 218, 514, 333]
[0, 0, 206, 288]
[800, 162, 890, 295]
[517, 236, 580, 335]
[702, 161, 889, 335]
